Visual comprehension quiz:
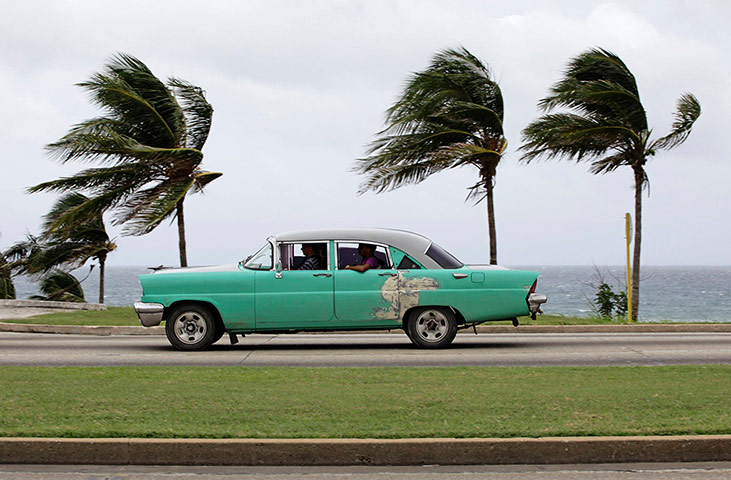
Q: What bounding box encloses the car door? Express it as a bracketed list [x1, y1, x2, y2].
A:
[333, 241, 401, 326]
[255, 241, 335, 329]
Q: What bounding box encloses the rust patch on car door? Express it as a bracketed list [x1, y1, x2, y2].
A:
[373, 275, 439, 321]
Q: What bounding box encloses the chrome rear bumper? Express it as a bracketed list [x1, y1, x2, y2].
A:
[528, 293, 548, 319]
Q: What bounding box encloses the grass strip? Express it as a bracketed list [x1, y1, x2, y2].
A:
[5, 307, 140, 326]
[0, 365, 728, 439]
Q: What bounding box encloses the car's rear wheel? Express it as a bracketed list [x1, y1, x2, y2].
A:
[407, 307, 457, 348]
[165, 304, 216, 351]
[211, 325, 225, 345]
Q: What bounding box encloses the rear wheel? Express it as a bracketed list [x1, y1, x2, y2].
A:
[211, 325, 225, 345]
[165, 304, 216, 351]
[407, 307, 457, 348]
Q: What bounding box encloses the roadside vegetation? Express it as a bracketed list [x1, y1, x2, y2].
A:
[0, 365, 727, 439]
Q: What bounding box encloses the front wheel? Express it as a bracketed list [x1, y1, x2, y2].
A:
[165, 304, 217, 351]
[406, 307, 457, 348]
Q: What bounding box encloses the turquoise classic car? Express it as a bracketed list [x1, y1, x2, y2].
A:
[134, 228, 547, 350]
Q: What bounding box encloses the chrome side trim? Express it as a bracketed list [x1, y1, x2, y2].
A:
[134, 302, 165, 327]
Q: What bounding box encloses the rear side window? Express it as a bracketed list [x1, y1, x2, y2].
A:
[425, 243, 463, 269]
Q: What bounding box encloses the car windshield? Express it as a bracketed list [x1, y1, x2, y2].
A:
[425, 242, 463, 269]
[242, 242, 273, 270]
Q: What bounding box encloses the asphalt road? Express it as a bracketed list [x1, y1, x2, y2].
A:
[1, 463, 730, 479]
[0, 331, 729, 367]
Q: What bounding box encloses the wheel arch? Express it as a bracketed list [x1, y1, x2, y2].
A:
[166, 300, 226, 334]
[402, 305, 466, 327]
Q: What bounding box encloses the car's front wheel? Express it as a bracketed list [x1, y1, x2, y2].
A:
[165, 304, 217, 351]
[407, 307, 457, 348]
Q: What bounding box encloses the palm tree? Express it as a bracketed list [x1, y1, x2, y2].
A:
[4, 194, 115, 303]
[39, 193, 117, 303]
[4, 235, 85, 303]
[0, 252, 15, 300]
[355, 47, 507, 264]
[520, 48, 701, 320]
[29, 53, 221, 267]
[0, 231, 14, 299]
[30, 269, 87, 303]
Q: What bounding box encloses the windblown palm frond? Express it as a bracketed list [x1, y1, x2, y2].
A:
[168, 78, 214, 150]
[4, 235, 46, 276]
[651, 93, 702, 150]
[31, 269, 86, 303]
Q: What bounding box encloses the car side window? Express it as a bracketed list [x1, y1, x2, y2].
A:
[336, 242, 392, 270]
[389, 246, 423, 270]
[397, 256, 421, 269]
[279, 242, 328, 270]
[243, 243, 273, 270]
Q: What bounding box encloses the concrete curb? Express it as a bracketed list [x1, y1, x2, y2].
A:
[0, 435, 729, 466]
[0, 322, 729, 336]
[0, 322, 163, 335]
[0, 299, 106, 311]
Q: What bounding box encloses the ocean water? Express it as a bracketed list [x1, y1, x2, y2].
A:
[10, 265, 731, 323]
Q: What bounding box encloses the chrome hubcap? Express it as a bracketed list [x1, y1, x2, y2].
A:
[415, 310, 448, 342]
[173, 312, 207, 344]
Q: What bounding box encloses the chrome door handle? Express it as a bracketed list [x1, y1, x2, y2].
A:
[379, 273, 398, 277]
[452, 273, 468, 279]
[313, 273, 332, 277]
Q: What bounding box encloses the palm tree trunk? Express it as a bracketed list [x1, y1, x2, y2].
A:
[631, 167, 643, 321]
[485, 177, 497, 265]
[177, 199, 188, 267]
[98, 254, 106, 304]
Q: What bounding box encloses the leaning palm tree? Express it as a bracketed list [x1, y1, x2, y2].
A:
[39, 193, 117, 303]
[0, 231, 14, 299]
[29, 53, 221, 267]
[355, 47, 507, 264]
[3, 231, 97, 303]
[4, 194, 115, 303]
[0, 252, 15, 300]
[4, 235, 86, 303]
[520, 48, 701, 320]
[30, 269, 87, 303]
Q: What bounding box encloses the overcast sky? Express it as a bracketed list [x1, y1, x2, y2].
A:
[1, 0, 729, 267]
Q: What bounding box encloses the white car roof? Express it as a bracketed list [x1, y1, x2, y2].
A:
[273, 228, 447, 269]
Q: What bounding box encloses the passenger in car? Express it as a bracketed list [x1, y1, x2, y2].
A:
[345, 243, 379, 272]
[297, 243, 324, 270]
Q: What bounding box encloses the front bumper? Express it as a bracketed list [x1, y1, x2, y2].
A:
[134, 302, 164, 327]
[527, 293, 548, 319]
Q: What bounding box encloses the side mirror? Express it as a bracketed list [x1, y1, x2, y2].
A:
[275, 261, 283, 279]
